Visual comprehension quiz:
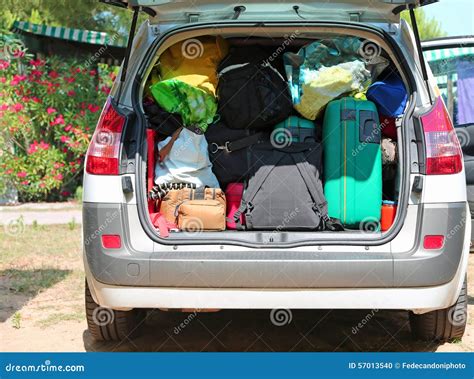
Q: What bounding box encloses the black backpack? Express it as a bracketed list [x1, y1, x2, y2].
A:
[217, 47, 293, 130]
[233, 143, 342, 231]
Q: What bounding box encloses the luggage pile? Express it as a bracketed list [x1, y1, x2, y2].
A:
[144, 36, 408, 236]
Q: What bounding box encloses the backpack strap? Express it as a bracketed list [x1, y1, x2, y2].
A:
[210, 132, 265, 154]
[227, 132, 265, 152]
[233, 151, 285, 224]
[291, 152, 344, 232]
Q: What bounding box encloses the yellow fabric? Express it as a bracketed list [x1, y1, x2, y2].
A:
[295, 66, 354, 120]
[295, 60, 370, 120]
[158, 36, 229, 96]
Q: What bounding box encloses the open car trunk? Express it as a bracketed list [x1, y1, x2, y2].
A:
[130, 22, 414, 247]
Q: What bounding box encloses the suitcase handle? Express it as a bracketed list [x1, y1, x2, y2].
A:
[359, 110, 381, 144]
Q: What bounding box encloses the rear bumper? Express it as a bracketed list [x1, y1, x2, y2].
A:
[85, 245, 468, 314]
[83, 202, 469, 290]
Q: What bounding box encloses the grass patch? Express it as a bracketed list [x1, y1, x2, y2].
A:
[0, 224, 82, 266]
[36, 311, 85, 329]
[11, 312, 21, 329]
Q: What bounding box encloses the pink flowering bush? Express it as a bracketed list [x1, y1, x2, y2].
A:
[0, 54, 117, 201]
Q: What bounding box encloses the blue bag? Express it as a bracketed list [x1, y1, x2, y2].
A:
[367, 73, 408, 117]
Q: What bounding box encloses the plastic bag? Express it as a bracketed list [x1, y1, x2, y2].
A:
[155, 128, 220, 189]
[294, 61, 371, 120]
[150, 79, 217, 134]
[284, 37, 390, 119]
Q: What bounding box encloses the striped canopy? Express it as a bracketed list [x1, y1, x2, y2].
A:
[12, 21, 128, 49]
[423, 46, 474, 62]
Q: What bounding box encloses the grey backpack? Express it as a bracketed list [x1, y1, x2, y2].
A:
[234, 143, 341, 231]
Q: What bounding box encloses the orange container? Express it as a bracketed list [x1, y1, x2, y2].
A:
[381, 201, 398, 232]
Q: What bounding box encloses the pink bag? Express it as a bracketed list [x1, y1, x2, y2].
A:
[225, 183, 245, 230]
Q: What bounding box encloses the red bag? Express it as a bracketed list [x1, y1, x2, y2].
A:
[381, 117, 397, 140]
[225, 183, 245, 230]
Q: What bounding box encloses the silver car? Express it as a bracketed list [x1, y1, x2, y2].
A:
[83, 0, 470, 343]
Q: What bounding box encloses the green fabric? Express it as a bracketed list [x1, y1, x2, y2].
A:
[150, 79, 217, 134]
[323, 98, 382, 228]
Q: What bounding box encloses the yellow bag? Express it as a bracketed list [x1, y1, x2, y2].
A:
[158, 36, 229, 96]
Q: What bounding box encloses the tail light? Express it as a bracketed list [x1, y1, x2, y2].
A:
[86, 99, 126, 175]
[420, 98, 463, 175]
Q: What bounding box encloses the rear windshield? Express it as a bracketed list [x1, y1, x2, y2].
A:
[425, 46, 474, 127]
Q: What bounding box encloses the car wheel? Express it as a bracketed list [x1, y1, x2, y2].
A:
[85, 280, 143, 342]
[409, 277, 468, 342]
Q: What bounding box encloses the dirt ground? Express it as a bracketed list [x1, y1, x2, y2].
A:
[1, 225, 473, 352]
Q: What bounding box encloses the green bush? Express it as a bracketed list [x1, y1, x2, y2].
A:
[0, 51, 117, 202]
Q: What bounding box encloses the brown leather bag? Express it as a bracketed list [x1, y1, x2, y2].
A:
[177, 199, 226, 231]
[160, 187, 226, 227]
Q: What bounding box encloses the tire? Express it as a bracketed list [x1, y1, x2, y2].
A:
[85, 280, 143, 342]
[409, 277, 468, 342]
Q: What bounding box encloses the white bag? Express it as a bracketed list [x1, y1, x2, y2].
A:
[155, 128, 220, 188]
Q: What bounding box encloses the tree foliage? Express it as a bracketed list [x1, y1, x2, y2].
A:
[401, 8, 447, 41]
[0, 0, 132, 36]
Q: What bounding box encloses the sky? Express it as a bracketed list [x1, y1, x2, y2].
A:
[424, 0, 474, 37]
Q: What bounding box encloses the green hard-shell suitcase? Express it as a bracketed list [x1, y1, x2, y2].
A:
[323, 97, 382, 228]
[273, 116, 317, 144]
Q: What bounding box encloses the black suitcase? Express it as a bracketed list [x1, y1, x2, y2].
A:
[205, 122, 270, 187]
